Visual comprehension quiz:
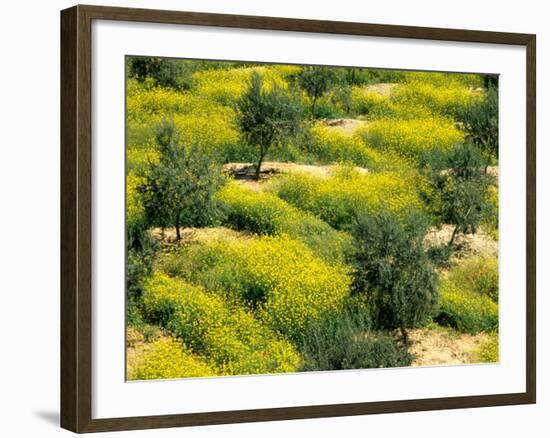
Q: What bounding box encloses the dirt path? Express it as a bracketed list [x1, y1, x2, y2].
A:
[410, 327, 490, 366]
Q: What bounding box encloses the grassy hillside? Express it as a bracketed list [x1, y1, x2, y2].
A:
[126, 58, 499, 379]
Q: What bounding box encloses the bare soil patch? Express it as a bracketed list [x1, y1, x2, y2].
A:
[223, 161, 368, 190]
[410, 327, 490, 366]
[363, 83, 397, 97]
[425, 224, 498, 263]
[126, 326, 168, 377]
[324, 118, 367, 134]
[151, 226, 251, 245]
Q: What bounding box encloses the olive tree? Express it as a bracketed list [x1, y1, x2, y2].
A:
[127, 57, 195, 90]
[431, 143, 494, 247]
[236, 72, 303, 179]
[351, 210, 438, 347]
[139, 121, 224, 241]
[297, 66, 338, 118]
[457, 85, 498, 172]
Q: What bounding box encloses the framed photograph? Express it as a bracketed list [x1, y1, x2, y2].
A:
[60, 4, 536, 433]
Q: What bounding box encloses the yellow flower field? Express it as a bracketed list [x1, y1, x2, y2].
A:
[126, 57, 499, 380]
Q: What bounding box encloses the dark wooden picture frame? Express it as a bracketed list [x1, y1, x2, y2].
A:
[61, 4, 536, 433]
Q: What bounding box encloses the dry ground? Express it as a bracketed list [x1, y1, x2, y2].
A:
[151, 226, 251, 244]
[363, 83, 397, 97]
[324, 118, 367, 134]
[425, 224, 498, 262]
[223, 161, 368, 191]
[126, 326, 168, 378]
[410, 327, 490, 366]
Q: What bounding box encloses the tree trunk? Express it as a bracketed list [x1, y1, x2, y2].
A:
[175, 215, 181, 241]
[448, 224, 459, 247]
[255, 148, 266, 180]
[484, 156, 491, 174]
[399, 324, 409, 348]
[311, 96, 318, 119]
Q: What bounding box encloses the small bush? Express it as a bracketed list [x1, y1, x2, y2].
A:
[456, 85, 499, 168]
[129, 337, 217, 380]
[142, 273, 301, 375]
[300, 308, 412, 371]
[127, 57, 195, 91]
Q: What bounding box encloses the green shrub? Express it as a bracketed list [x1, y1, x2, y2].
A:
[129, 337, 217, 380]
[127, 57, 195, 91]
[300, 307, 412, 371]
[127, 239, 157, 300]
[158, 235, 351, 341]
[216, 181, 352, 263]
[456, 85, 499, 169]
[351, 209, 438, 346]
[142, 273, 301, 375]
[273, 170, 427, 230]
